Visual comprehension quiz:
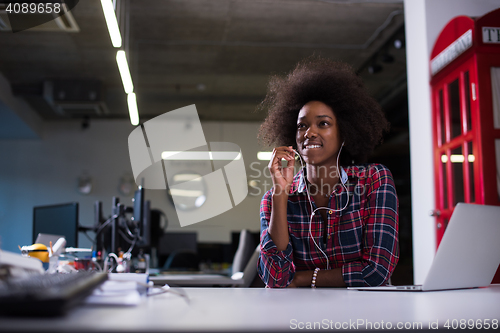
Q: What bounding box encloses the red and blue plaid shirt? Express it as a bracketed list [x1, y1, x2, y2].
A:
[258, 163, 399, 288]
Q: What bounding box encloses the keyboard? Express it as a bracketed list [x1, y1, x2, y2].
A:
[0, 271, 108, 316]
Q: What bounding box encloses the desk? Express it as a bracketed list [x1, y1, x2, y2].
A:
[1, 285, 499, 332]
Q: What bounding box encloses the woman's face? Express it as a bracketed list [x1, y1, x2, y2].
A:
[295, 101, 342, 167]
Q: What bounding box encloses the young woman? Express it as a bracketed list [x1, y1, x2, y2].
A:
[257, 57, 399, 288]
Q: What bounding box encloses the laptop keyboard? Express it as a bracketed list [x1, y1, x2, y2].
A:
[0, 271, 107, 316]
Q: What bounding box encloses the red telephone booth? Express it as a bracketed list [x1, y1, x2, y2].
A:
[430, 8, 500, 283]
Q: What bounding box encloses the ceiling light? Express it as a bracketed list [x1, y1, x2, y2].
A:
[100, 0, 122, 48]
[257, 152, 272, 160]
[173, 174, 203, 182]
[169, 189, 205, 198]
[127, 92, 139, 126]
[162, 151, 242, 161]
[394, 39, 405, 49]
[116, 50, 134, 94]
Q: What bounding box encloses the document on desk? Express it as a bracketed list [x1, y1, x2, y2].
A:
[84, 280, 142, 306]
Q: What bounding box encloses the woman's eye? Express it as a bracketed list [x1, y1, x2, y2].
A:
[297, 123, 305, 129]
[319, 121, 329, 126]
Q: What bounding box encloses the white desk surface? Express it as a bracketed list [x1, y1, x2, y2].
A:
[1, 285, 500, 332]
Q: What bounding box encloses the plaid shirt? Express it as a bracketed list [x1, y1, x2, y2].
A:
[258, 163, 399, 288]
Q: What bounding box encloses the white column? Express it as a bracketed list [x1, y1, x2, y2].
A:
[404, 0, 435, 285]
[404, 0, 500, 284]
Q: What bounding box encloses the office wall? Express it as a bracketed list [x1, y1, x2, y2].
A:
[0, 119, 266, 253]
[0, 73, 42, 139]
[404, 0, 499, 284]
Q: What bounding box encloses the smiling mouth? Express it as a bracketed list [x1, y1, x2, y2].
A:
[304, 145, 322, 149]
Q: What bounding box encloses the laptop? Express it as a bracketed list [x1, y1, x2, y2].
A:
[35, 233, 65, 248]
[349, 203, 500, 292]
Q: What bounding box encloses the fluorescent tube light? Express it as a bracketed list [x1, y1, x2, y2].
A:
[169, 189, 205, 197]
[127, 92, 139, 126]
[162, 151, 242, 161]
[257, 152, 272, 160]
[100, 0, 122, 48]
[116, 50, 134, 94]
[173, 174, 203, 182]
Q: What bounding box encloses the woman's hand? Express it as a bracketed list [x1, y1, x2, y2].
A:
[268, 146, 296, 196]
[287, 270, 313, 288]
[287, 268, 346, 288]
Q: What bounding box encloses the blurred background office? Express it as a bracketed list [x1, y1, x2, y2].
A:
[0, 0, 498, 284]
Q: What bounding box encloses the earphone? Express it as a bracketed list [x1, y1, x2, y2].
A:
[291, 141, 350, 270]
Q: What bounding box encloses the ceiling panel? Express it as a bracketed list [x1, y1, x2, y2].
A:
[0, 0, 406, 123]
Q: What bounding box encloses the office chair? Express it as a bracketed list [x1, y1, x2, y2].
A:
[230, 229, 262, 287]
[232, 229, 257, 276]
[238, 245, 261, 287]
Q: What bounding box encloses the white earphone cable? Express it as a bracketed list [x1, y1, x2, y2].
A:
[291, 142, 349, 270]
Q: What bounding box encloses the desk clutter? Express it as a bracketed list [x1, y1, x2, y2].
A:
[0, 268, 107, 316]
[0, 187, 262, 318]
[0, 247, 110, 316]
[2, 229, 170, 317]
[0, 248, 186, 317]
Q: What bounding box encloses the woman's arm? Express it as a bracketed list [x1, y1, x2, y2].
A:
[268, 193, 290, 251]
[267, 146, 295, 250]
[256, 145, 298, 288]
[342, 164, 399, 287]
[288, 268, 346, 288]
[258, 190, 296, 288]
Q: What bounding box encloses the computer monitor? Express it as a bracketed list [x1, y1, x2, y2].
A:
[133, 187, 144, 227]
[133, 187, 150, 248]
[33, 202, 79, 248]
[94, 201, 105, 228]
[98, 188, 151, 254]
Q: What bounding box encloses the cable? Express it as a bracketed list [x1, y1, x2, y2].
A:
[292, 143, 350, 270]
[109, 280, 191, 303]
[124, 233, 138, 255]
[94, 214, 119, 241]
[118, 229, 135, 244]
[143, 283, 190, 303]
[124, 224, 136, 238]
[120, 216, 136, 238]
[103, 253, 119, 273]
[82, 230, 95, 244]
[92, 259, 103, 272]
[93, 210, 141, 256]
